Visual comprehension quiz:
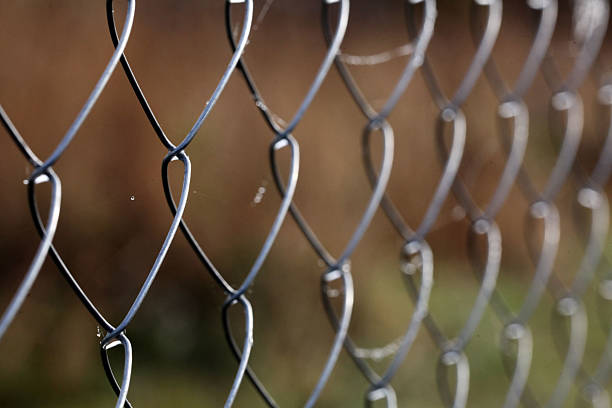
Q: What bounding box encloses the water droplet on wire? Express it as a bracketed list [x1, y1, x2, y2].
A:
[251, 181, 268, 206]
[400, 242, 422, 275]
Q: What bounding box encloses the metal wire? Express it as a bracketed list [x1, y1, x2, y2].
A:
[1, 0, 612, 407]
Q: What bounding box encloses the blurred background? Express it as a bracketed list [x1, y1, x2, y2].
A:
[1, 0, 612, 406]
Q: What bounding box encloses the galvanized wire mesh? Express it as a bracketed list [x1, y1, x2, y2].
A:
[1, 0, 612, 407]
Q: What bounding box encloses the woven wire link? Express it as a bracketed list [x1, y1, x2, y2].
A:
[1, 0, 612, 407]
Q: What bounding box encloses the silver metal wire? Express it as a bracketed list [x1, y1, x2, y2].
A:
[1, 1, 612, 407]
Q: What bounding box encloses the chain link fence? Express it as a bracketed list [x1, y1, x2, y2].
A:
[1, 0, 612, 407]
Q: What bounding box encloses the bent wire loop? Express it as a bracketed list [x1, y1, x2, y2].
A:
[474, 0, 609, 407]
[538, 2, 608, 408]
[105, 1, 267, 407]
[576, 71, 612, 408]
[401, 0, 502, 407]
[109, 0, 346, 406]
[225, 1, 373, 406]
[539, 3, 611, 407]
[460, 1, 558, 407]
[316, 0, 437, 406]
[2, 1, 612, 407]
[1, 2, 136, 408]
